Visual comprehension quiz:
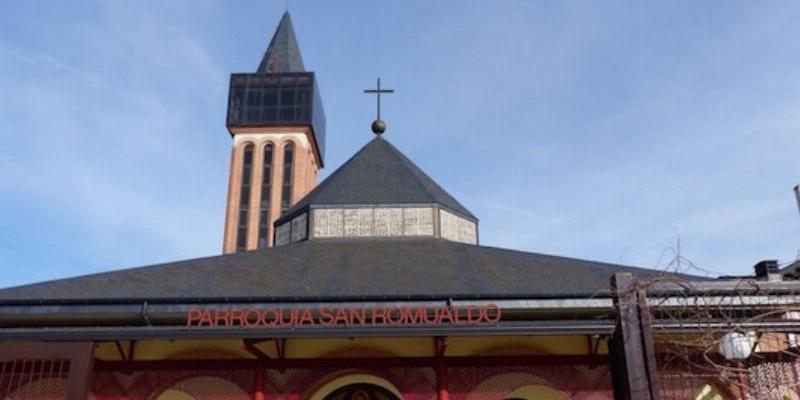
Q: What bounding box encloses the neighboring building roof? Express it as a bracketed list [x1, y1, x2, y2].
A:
[277, 136, 476, 225]
[0, 238, 690, 303]
[780, 259, 800, 280]
[257, 11, 305, 73]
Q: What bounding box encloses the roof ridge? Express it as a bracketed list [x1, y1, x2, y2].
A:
[378, 138, 476, 219]
[373, 137, 437, 201]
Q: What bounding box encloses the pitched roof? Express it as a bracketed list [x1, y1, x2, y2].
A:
[278, 136, 476, 224]
[780, 259, 800, 279]
[0, 239, 689, 303]
[257, 11, 305, 73]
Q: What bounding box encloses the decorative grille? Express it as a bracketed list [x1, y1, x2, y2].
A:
[87, 362, 613, 400]
[0, 360, 69, 399]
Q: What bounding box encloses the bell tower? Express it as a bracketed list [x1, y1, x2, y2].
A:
[223, 12, 326, 253]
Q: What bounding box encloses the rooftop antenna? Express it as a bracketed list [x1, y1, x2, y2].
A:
[363, 78, 394, 135]
[794, 185, 800, 217]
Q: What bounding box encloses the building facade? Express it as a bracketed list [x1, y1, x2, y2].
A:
[1, 12, 800, 400]
[223, 12, 325, 252]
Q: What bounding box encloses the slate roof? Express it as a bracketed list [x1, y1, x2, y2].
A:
[0, 239, 689, 303]
[257, 11, 305, 73]
[277, 136, 476, 225]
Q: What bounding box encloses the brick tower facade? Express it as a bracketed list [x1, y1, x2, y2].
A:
[222, 12, 326, 253]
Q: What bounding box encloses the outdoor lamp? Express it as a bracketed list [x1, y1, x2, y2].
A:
[718, 331, 754, 361]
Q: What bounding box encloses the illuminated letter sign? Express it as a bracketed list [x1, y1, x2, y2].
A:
[186, 304, 501, 328]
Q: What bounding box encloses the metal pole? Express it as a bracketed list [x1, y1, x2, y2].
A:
[377, 78, 382, 120]
[794, 185, 800, 217]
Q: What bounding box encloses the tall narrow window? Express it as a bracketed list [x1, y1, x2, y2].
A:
[236, 144, 254, 251]
[258, 144, 274, 248]
[281, 143, 294, 213]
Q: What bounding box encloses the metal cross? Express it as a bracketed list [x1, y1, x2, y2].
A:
[363, 78, 394, 120]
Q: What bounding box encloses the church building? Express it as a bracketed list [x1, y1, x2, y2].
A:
[1, 12, 799, 400]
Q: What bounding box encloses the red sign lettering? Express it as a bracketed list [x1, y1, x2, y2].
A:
[185, 304, 502, 328]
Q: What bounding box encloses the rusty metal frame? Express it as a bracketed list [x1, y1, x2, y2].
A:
[610, 273, 661, 400]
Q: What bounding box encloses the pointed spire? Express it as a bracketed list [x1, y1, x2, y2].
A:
[257, 11, 306, 73]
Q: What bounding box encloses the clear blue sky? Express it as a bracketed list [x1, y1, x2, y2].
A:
[1, 1, 799, 287]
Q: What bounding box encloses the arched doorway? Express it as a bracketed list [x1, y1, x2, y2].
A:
[322, 383, 402, 400]
[152, 376, 249, 400]
[466, 373, 567, 400]
[307, 373, 403, 400]
[504, 384, 567, 400]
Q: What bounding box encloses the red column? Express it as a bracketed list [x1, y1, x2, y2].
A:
[436, 361, 450, 400]
[254, 360, 266, 400]
[435, 337, 449, 400]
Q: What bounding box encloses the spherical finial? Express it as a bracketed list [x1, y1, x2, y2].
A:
[371, 119, 386, 135]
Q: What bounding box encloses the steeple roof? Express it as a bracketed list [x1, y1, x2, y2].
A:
[277, 136, 476, 224]
[257, 11, 306, 73]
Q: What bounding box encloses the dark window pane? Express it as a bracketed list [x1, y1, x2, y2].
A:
[236, 228, 247, 249]
[297, 89, 310, 104]
[263, 90, 278, 106]
[283, 168, 292, 185]
[296, 107, 310, 120]
[262, 148, 273, 196]
[264, 146, 273, 164]
[257, 210, 269, 249]
[236, 144, 254, 251]
[281, 144, 294, 209]
[228, 90, 245, 124]
[261, 191, 270, 206]
[257, 144, 274, 249]
[247, 91, 261, 106]
[262, 108, 278, 121]
[281, 89, 295, 104]
[279, 107, 294, 121]
[233, 90, 245, 103]
[246, 109, 259, 122]
[263, 167, 271, 184]
[283, 147, 293, 163]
